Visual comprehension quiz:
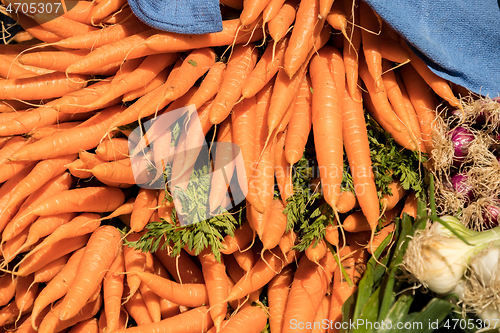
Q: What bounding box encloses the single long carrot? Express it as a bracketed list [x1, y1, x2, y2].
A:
[310, 47, 343, 211]
[228, 248, 288, 301]
[58, 226, 121, 321]
[33, 253, 70, 284]
[220, 220, 254, 255]
[268, 265, 294, 333]
[30, 247, 85, 330]
[282, 251, 336, 333]
[185, 61, 226, 109]
[145, 19, 264, 52]
[283, 0, 321, 77]
[219, 305, 268, 333]
[10, 105, 124, 161]
[0, 72, 88, 100]
[261, 199, 288, 250]
[209, 44, 259, 124]
[399, 64, 439, 153]
[17, 49, 89, 72]
[0, 275, 16, 307]
[27, 186, 125, 217]
[284, 74, 312, 165]
[341, 85, 380, 229]
[15, 274, 38, 315]
[359, 1, 384, 91]
[240, 0, 273, 26]
[199, 249, 228, 331]
[123, 284, 154, 326]
[274, 131, 293, 205]
[65, 29, 159, 74]
[402, 43, 461, 109]
[1, 172, 73, 243]
[5, 154, 77, 211]
[17, 234, 90, 277]
[111, 306, 214, 333]
[130, 188, 158, 232]
[231, 96, 256, 196]
[242, 37, 288, 99]
[103, 248, 125, 332]
[343, 0, 361, 100]
[267, 0, 298, 42]
[23, 213, 101, 262]
[33, 13, 99, 39]
[128, 271, 209, 308]
[54, 18, 150, 49]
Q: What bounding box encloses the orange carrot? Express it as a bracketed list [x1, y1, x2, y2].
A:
[65, 29, 158, 74]
[283, 0, 321, 77]
[262, 199, 288, 251]
[403, 44, 461, 108]
[231, 96, 257, 196]
[103, 248, 125, 332]
[382, 60, 424, 151]
[363, 91, 418, 151]
[274, 131, 293, 205]
[32, 253, 70, 284]
[282, 251, 336, 333]
[209, 44, 259, 124]
[336, 191, 359, 214]
[228, 248, 288, 301]
[401, 191, 418, 219]
[359, 56, 402, 132]
[380, 180, 406, 212]
[87, 53, 178, 109]
[112, 306, 214, 333]
[219, 305, 267, 333]
[0, 275, 17, 307]
[310, 47, 343, 211]
[30, 247, 85, 330]
[33, 13, 99, 39]
[1, 172, 73, 243]
[58, 225, 121, 321]
[199, 249, 228, 331]
[123, 284, 153, 326]
[343, 0, 361, 100]
[220, 220, 254, 255]
[242, 37, 287, 99]
[15, 274, 38, 316]
[232, 247, 255, 272]
[38, 292, 102, 333]
[9, 105, 124, 161]
[123, 233, 148, 301]
[27, 186, 125, 217]
[284, 74, 312, 165]
[399, 64, 439, 153]
[268, 265, 294, 333]
[267, 0, 298, 42]
[130, 189, 158, 232]
[341, 85, 380, 229]
[5, 154, 77, 211]
[367, 223, 395, 254]
[240, 0, 273, 26]
[17, 234, 90, 277]
[359, 1, 384, 91]
[325, 223, 339, 247]
[305, 238, 327, 263]
[145, 19, 264, 52]
[23, 213, 101, 262]
[342, 207, 397, 233]
[128, 271, 209, 308]
[185, 61, 226, 109]
[122, 66, 170, 102]
[0, 72, 87, 100]
[153, 245, 204, 284]
[18, 49, 89, 72]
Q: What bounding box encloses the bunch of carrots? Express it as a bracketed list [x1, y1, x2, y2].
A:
[0, 0, 467, 332]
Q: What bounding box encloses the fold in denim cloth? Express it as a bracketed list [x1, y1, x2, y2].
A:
[128, 0, 223, 35]
[364, 0, 500, 98]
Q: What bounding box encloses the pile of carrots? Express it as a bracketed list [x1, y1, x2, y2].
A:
[0, 0, 467, 332]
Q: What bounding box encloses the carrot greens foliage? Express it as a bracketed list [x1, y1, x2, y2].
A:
[125, 165, 243, 262]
